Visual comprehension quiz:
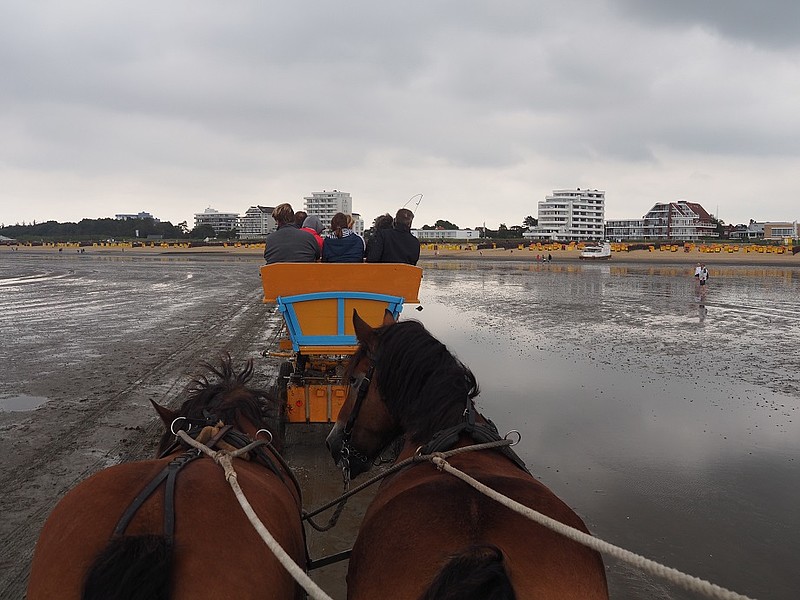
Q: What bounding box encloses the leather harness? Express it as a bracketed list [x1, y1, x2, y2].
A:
[113, 416, 298, 547]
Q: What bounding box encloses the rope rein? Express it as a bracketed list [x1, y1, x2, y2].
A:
[175, 430, 333, 600]
[177, 429, 756, 600]
[428, 447, 757, 600]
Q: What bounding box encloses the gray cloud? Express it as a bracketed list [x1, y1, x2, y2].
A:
[1, 1, 799, 227]
[609, 0, 800, 49]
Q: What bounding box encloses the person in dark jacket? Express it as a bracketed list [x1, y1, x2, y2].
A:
[264, 203, 320, 264]
[365, 208, 420, 265]
[322, 212, 365, 263]
[365, 213, 393, 259]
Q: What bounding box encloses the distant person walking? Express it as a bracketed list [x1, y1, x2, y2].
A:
[263, 203, 320, 264]
[698, 263, 709, 296]
[365, 208, 420, 265]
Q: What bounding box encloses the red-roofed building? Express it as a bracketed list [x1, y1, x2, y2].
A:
[606, 201, 718, 241]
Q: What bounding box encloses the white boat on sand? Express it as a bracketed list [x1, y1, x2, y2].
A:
[579, 241, 611, 260]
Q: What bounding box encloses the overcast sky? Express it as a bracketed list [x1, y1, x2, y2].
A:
[2, 1, 799, 229]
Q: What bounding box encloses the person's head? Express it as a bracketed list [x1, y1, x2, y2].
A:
[394, 208, 414, 229]
[373, 213, 393, 230]
[330, 212, 348, 238]
[294, 210, 307, 228]
[303, 215, 324, 234]
[272, 203, 295, 227]
[346, 214, 355, 229]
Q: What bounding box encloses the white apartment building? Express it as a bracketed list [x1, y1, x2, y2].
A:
[413, 229, 481, 241]
[115, 212, 158, 221]
[303, 190, 353, 232]
[238, 206, 276, 239]
[194, 207, 239, 236]
[526, 189, 605, 242]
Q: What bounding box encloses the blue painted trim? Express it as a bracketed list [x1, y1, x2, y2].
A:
[276, 291, 405, 352]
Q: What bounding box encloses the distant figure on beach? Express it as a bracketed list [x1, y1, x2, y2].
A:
[365, 208, 420, 265]
[264, 203, 320, 264]
[698, 263, 709, 296]
[694, 263, 702, 291]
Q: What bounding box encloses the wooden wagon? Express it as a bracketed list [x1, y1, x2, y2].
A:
[260, 263, 422, 424]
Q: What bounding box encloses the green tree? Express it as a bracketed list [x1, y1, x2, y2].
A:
[523, 215, 537, 227]
[189, 224, 216, 239]
[434, 219, 459, 230]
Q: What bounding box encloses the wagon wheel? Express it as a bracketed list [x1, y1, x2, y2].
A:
[267, 361, 293, 446]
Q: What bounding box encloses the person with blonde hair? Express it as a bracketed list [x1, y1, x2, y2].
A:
[322, 212, 365, 263]
[263, 203, 320, 264]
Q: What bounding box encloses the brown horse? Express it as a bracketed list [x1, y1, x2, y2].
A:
[28, 356, 306, 600]
[326, 312, 609, 599]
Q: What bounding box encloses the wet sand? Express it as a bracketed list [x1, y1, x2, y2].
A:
[1, 249, 798, 599]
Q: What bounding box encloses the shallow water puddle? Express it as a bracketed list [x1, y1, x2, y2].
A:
[0, 394, 50, 411]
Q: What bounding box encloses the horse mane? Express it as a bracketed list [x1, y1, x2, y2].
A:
[354, 319, 480, 444]
[157, 355, 282, 453]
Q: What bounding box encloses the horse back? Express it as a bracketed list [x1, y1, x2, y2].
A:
[348, 455, 608, 599]
[28, 457, 305, 600]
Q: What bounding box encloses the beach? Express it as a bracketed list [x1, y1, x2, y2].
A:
[5, 241, 799, 266]
[1, 248, 798, 599]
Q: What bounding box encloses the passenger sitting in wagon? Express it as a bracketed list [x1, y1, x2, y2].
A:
[263, 203, 320, 264]
[365, 213, 393, 259]
[322, 212, 365, 263]
[366, 208, 420, 265]
[301, 215, 325, 253]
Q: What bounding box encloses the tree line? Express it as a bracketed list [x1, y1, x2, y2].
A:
[0, 218, 224, 241]
[416, 217, 538, 239]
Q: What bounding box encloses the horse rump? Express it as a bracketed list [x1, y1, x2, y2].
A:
[83, 534, 172, 600]
[420, 544, 516, 600]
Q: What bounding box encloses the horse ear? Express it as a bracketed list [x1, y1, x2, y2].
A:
[151, 400, 178, 428]
[382, 309, 396, 327]
[353, 309, 377, 346]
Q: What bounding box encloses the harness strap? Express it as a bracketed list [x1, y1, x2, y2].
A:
[421, 421, 530, 474]
[113, 450, 203, 543]
[114, 425, 231, 543]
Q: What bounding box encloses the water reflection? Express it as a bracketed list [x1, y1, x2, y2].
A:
[0, 394, 49, 411]
[412, 261, 800, 600]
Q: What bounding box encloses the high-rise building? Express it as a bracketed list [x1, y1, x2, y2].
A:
[193, 207, 239, 236]
[529, 189, 605, 242]
[303, 190, 352, 232]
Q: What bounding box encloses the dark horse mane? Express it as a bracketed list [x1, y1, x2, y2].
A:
[349, 319, 480, 444]
[156, 354, 283, 455]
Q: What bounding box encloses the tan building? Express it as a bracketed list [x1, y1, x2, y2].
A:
[763, 222, 799, 241]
